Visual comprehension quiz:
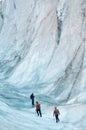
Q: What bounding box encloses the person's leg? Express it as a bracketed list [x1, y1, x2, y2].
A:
[55, 115, 57, 122]
[36, 110, 39, 116]
[56, 115, 59, 122]
[39, 110, 42, 117]
[32, 98, 34, 105]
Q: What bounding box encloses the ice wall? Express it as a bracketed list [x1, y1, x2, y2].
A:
[0, 0, 86, 103]
[0, 0, 86, 130]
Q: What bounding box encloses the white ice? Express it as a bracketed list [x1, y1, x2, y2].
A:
[0, 0, 86, 130]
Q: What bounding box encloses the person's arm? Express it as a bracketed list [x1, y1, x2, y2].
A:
[58, 109, 60, 115]
[53, 111, 55, 116]
[59, 112, 60, 115]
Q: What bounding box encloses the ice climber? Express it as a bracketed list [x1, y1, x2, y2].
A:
[30, 93, 35, 105]
[53, 106, 60, 123]
[36, 101, 42, 117]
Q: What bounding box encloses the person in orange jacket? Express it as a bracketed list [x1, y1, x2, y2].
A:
[53, 106, 60, 123]
[36, 101, 42, 117]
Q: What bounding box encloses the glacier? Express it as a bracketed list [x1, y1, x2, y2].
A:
[0, 0, 86, 130]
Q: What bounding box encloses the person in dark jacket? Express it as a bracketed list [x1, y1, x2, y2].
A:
[36, 101, 42, 117]
[30, 93, 35, 105]
[53, 106, 60, 123]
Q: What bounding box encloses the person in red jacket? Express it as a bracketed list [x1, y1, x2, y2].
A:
[53, 107, 60, 123]
[36, 101, 42, 117]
